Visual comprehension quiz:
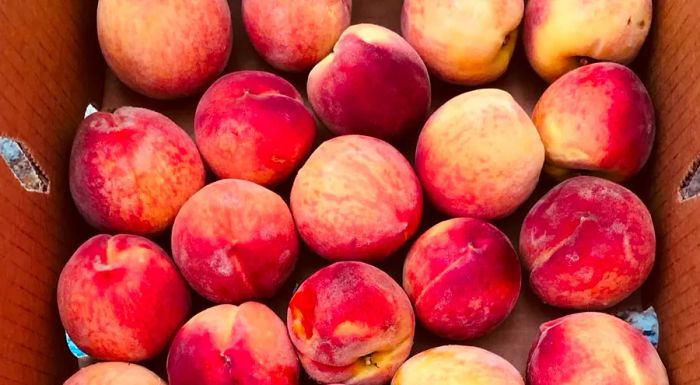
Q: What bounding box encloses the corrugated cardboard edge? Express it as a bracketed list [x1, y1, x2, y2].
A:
[0, 1, 104, 383]
[640, 2, 700, 384]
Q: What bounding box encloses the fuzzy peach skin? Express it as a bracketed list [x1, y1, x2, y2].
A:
[168, 303, 299, 385]
[524, 0, 652, 82]
[533, 62, 655, 181]
[404, 218, 521, 340]
[195, 71, 316, 186]
[415, 89, 544, 219]
[242, 0, 351, 71]
[520, 176, 655, 309]
[528, 312, 669, 384]
[64, 362, 165, 385]
[288, 262, 415, 385]
[69, 107, 205, 235]
[290, 135, 422, 262]
[57, 234, 191, 362]
[392, 345, 524, 385]
[97, 0, 232, 99]
[308, 23, 431, 140]
[402, 0, 523, 85]
[171, 179, 298, 304]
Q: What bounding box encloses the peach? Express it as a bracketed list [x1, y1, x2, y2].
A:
[57, 234, 191, 362]
[64, 362, 165, 385]
[533, 62, 655, 181]
[528, 312, 668, 384]
[415, 89, 544, 220]
[308, 23, 431, 140]
[242, 0, 351, 71]
[524, 0, 652, 82]
[290, 135, 422, 262]
[171, 179, 298, 304]
[195, 71, 316, 187]
[520, 176, 655, 309]
[168, 303, 299, 385]
[403, 218, 521, 340]
[69, 107, 205, 235]
[288, 262, 415, 385]
[97, 0, 232, 99]
[401, 0, 524, 85]
[392, 345, 524, 385]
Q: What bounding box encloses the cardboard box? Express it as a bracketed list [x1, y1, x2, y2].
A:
[0, 1, 697, 383]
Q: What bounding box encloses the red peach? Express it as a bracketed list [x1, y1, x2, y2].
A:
[392, 345, 524, 385]
[168, 303, 299, 385]
[533, 62, 655, 181]
[308, 23, 431, 140]
[64, 362, 165, 385]
[97, 0, 232, 99]
[403, 218, 521, 340]
[287, 262, 415, 385]
[290, 135, 422, 262]
[69, 107, 205, 235]
[57, 234, 191, 362]
[520, 176, 655, 309]
[415, 89, 544, 219]
[194, 71, 316, 187]
[527, 312, 668, 385]
[242, 0, 351, 71]
[171, 179, 298, 304]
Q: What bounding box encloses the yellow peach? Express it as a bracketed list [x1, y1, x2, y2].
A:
[524, 0, 652, 82]
[402, 0, 524, 85]
[392, 345, 524, 385]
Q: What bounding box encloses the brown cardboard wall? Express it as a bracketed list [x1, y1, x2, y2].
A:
[0, 1, 103, 383]
[640, 2, 700, 384]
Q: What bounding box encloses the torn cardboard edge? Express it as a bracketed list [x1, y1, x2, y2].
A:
[0, 136, 49, 193]
[0, 104, 99, 194]
[84, 104, 99, 118]
[680, 157, 700, 202]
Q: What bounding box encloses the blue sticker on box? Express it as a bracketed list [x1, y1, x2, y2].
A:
[617, 307, 659, 348]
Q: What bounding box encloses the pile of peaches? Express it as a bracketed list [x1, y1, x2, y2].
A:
[59, 0, 669, 384]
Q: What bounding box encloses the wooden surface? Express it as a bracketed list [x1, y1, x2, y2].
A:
[639, 2, 700, 384]
[0, 0, 698, 384]
[0, 1, 104, 383]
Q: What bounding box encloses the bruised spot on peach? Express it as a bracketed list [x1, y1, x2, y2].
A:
[168, 302, 299, 385]
[403, 218, 521, 340]
[242, 0, 351, 71]
[527, 312, 668, 385]
[307, 23, 431, 140]
[288, 282, 318, 340]
[195, 71, 316, 187]
[69, 107, 205, 235]
[287, 262, 415, 385]
[392, 345, 524, 385]
[171, 179, 298, 304]
[290, 135, 422, 262]
[57, 234, 191, 362]
[519, 176, 655, 309]
[64, 362, 166, 385]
